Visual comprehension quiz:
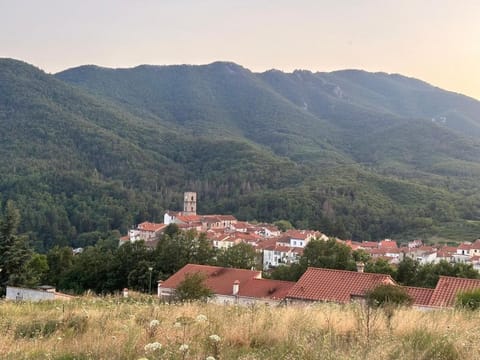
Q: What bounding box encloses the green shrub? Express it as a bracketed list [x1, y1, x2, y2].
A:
[175, 273, 213, 302]
[366, 284, 413, 308]
[456, 289, 480, 310]
[62, 314, 88, 334]
[390, 329, 459, 360]
[15, 319, 60, 339]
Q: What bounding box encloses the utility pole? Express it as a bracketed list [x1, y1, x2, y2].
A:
[148, 267, 153, 295]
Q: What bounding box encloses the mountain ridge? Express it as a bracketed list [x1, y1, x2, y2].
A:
[2, 57, 480, 249]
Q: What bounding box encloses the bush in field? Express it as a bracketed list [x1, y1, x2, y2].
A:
[366, 284, 413, 308]
[390, 329, 459, 360]
[15, 319, 59, 339]
[14, 314, 88, 339]
[175, 272, 213, 302]
[365, 284, 413, 331]
[456, 288, 480, 310]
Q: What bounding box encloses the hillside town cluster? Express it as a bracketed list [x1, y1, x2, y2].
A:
[8, 192, 480, 308]
[120, 192, 480, 272]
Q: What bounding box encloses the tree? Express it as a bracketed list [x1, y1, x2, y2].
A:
[111, 241, 154, 291]
[365, 258, 396, 278]
[175, 272, 213, 302]
[270, 263, 305, 282]
[300, 238, 356, 271]
[365, 284, 413, 331]
[0, 201, 33, 295]
[61, 246, 115, 294]
[45, 246, 74, 288]
[23, 253, 49, 288]
[155, 229, 215, 277]
[395, 257, 419, 286]
[216, 243, 257, 269]
[456, 289, 480, 310]
[274, 220, 293, 232]
[365, 284, 413, 308]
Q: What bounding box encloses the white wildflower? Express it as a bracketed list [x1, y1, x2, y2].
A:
[209, 334, 221, 342]
[149, 319, 160, 328]
[144, 342, 162, 353]
[206, 357, 216, 360]
[196, 314, 208, 323]
[179, 344, 189, 352]
[173, 322, 182, 328]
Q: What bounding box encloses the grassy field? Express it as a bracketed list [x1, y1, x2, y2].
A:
[0, 293, 478, 360]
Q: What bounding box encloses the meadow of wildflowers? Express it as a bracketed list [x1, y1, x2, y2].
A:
[0, 292, 478, 359]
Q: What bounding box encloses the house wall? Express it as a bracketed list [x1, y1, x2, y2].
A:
[157, 286, 280, 306]
[164, 213, 175, 225]
[6, 286, 55, 301]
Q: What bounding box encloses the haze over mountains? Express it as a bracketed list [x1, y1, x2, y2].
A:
[2, 58, 480, 251]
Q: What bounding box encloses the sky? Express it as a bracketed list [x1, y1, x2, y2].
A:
[1, 0, 479, 100]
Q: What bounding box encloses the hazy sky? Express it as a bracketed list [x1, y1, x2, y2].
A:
[1, 0, 479, 99]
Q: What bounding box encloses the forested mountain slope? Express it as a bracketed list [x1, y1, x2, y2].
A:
[1, 58, 480, 250]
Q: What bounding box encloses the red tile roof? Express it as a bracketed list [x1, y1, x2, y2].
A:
[345, 240, 362, 250]
[284, 230, 314, 240]
[216, 215, 237, 221]
[160, 264, 261, 296]
[233, 222, 249, 229]
[471, 239, 480, 249]
[429, 276, 480, 308]
[361, 241, 379, 249]
[176, 215, 202, 223]
[137, 222, 166, 232]
[379, 239, 398, 249]
[238, 278, 295, 300]
[403, 286, 434, 307]
[458, 242, 472, 250]
[286, 267, 396, 303]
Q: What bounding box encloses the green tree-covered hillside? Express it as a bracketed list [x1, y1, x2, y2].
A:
[1, 58, 480, 249]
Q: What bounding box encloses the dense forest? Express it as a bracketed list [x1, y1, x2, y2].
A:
[1, 58, 480, 253]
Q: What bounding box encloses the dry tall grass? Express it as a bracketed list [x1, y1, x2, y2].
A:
[0, 293, 478, 360]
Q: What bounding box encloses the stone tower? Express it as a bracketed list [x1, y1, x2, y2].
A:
[183, 192, 197, 215]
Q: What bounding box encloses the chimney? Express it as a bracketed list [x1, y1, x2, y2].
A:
[232, 280, 240, 296]
[356, 262, 365, 273]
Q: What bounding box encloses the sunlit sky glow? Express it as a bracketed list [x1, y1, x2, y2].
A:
[1, 0, 479, 100]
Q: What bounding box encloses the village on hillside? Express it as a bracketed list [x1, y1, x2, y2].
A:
[108, 192, 480, 310]
[7, 192, 479, 309]
[120, 192, 480, 273]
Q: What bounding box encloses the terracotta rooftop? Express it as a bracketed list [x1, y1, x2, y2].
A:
[403, 286, 434, 307]
[429, 276, 480, 308]
[286, 267, 396, 303]
[176, 215, 202, 223]
[160, 264, 261, 296]
[458, 242, 472, 250]
[285, 230, 313, 240]
[238, 278, 295, 300]
[233, 221, 249, 229]
[379, 239, 398, 249]
[137, 222, 166, 232]
[361, 241, 379, 249]
[471, 239, 480, 249]
[216, 215, 237, 221]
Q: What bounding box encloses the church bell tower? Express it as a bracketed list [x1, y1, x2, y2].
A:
[183, 192, 197, 215]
